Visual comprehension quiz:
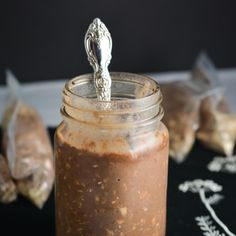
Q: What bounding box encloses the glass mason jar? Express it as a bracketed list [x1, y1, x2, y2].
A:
[54, 72, 169, 236]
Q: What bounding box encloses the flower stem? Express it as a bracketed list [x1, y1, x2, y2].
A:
[199, 188, 235, 236]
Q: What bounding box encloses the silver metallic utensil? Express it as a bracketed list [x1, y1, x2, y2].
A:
[84, 18, 112, 101]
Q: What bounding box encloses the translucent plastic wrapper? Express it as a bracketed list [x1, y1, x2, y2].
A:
[197, 96, 236, 155]
[161, 82, 200, 163]
[2, 71, 54, 208]
[193, 53, 236, 156]
[0, 154, 17, 203]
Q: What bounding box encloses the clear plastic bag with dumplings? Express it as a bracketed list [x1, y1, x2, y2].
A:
[2, 71, 54, 208]
[193, 53, 236, 156]
[0, 154, 17, 204]
[161, 81, 200, 163]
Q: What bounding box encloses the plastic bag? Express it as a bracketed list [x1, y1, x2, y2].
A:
[2, 71, 54, 208]
[161, 81, 200, 163]
[197, 94, 236, 156]
[0, 154, 17, 203]
[193, 53, 236, 156]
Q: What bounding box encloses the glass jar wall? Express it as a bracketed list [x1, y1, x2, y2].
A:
[54, 72, 169, 236]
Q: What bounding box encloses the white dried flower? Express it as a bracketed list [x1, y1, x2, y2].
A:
[179, 179, 235, 236]
[208, 156, 236, 174]
[179, 179, 222, 193]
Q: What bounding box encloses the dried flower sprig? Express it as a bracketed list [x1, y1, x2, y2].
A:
[208, 156, 236, 174]
[195, 216, 225, 236]
[179, 179, 235, 236]
[179, 179, 222, 193]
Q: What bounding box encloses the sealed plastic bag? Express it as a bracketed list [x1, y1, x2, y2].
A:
[193, 53, 236, 156]
[2, 71, 54, 208]
[161, 81, 200, 163]
[197, 93, 236, 156]
[0, 154, 17, 203]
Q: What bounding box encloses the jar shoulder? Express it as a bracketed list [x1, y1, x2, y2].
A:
[55, 121, 168, 159]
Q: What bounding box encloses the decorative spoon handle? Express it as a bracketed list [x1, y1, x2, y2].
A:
[84, 18, 112, 101]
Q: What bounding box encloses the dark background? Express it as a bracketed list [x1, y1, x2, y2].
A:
[0, 0, 236, 84]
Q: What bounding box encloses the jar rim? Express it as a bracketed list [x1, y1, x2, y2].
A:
[63, 72, 162, 110]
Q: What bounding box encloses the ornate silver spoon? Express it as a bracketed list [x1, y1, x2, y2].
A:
[84, 18, 112, 101]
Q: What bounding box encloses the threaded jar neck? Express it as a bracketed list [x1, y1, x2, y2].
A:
[61, 72, 163, 129]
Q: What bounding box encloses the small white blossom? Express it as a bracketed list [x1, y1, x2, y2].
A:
[179, 179, 222, 193]
[208, 156, 236, 174]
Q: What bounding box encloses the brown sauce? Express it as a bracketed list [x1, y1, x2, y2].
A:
[55, 130, 169, 236]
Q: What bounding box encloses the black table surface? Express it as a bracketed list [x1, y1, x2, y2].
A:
[0, 128, 236, 236]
